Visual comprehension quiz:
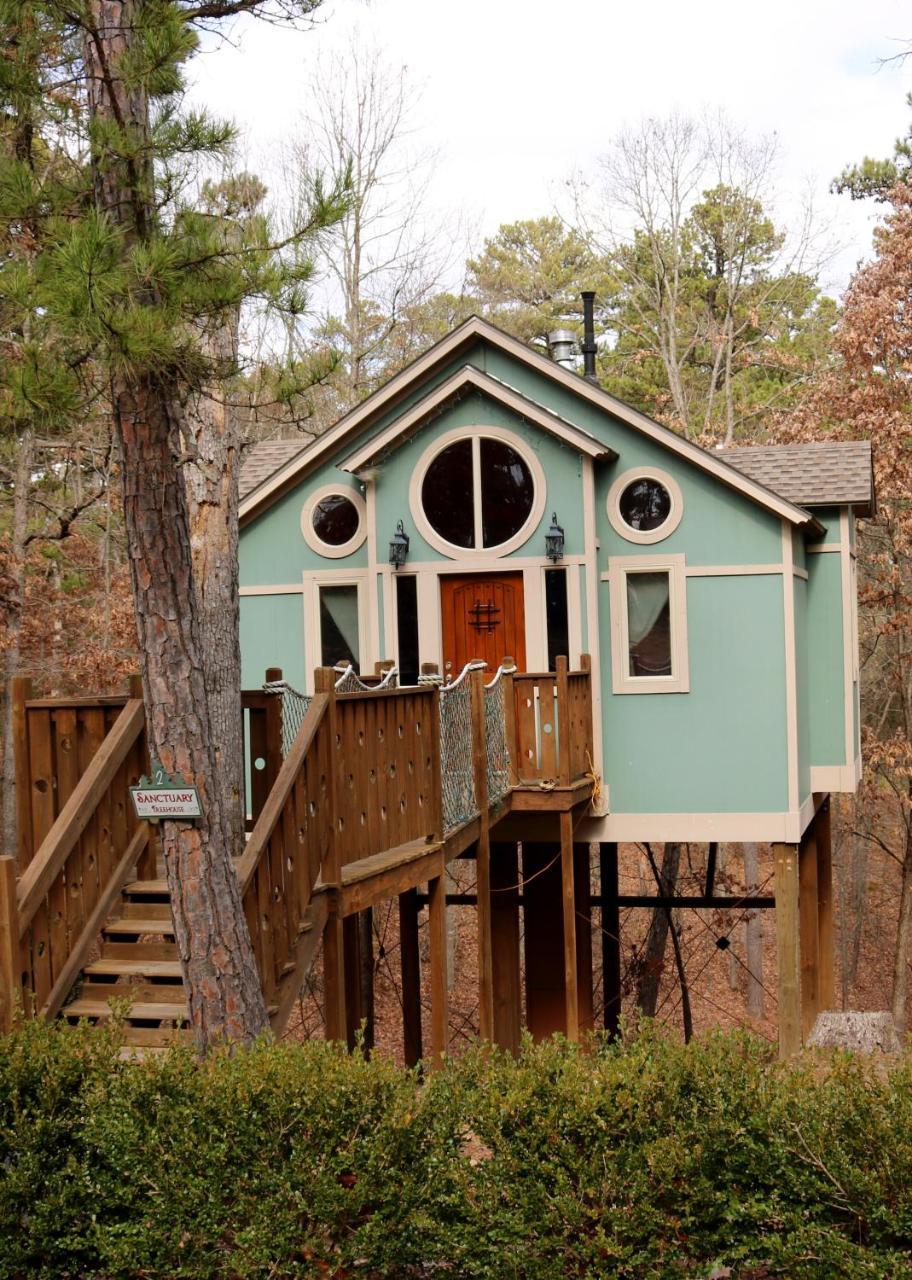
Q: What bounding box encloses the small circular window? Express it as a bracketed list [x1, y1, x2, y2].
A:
[607, 468, 683, 545]
[411, 428, 546, 557]
[301, 485, 366, 558]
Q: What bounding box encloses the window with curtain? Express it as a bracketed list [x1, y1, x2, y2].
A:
[626, 571, 672, 676]
[320, 585, 360, 670]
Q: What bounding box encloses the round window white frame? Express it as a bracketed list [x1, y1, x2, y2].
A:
[607, 467, 683, 545]
[409, 426, 547, 559]
[301, 484, 367, 559]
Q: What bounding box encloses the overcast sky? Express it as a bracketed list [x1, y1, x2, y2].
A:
[191, 0, 912, 300]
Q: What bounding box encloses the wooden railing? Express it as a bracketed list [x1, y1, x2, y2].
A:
[510, 656, 594, 786]
[2, 694, 151, 1027]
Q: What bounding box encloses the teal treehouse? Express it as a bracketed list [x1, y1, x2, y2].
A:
[237, 297, 873, 1055]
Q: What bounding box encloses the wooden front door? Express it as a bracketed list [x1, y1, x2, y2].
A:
[440, 572, 527, 676]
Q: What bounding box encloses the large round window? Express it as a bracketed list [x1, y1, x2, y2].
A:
[607, 467, 683, 545]
[411, 429, 545, 556]
[301, 485, 366, 558]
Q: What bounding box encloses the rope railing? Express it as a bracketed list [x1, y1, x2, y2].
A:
[263, 678, 312, 756]
[333, 663, 399, 693]
[484, 676, 512, 804]
[439, 662, 483, 832]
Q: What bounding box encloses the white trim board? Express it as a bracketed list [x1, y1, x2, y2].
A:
[240, 316, 823, 534]
[809, 763, 861, 794]
[781, 522, 800, 814]
[578, 806, 816, 845]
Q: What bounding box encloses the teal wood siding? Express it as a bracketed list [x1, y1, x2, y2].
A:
[805, 549, 846, 768]
[240, 593, 306, 691]
[240, 474, 367, 587]
[599, 574, 789, 813]
[374, 391, 585, 563]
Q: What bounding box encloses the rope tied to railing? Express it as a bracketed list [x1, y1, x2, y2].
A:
[440, 659, 486, 692]
[484, 660, 517, 690]
[333, 663, 399, 693]
[262, 679, 312, 756]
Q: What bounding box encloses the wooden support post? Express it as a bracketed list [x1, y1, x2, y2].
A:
[316, 667, 346, 1042]
[574, 843, 594, 1035]
[555, 656, 571, 787]
[491, 841, 521, 1053]
[773, 842, 801, 1057]
[600, 843, 621, 1037]
[399, 889, 423, 1067]
[501, 658, 518, 787]
[343, 913, 362, 1051]
[358, 907, 375, 1052]
[0, 857, 19, 1033]
[815, 796, 835, 1012]
[560, 811, 579, 1041]
[523, 842, 565, 1040]
[470, 668, 494, 1041]
[428, 873, 449, 1067]
[799, 818, 820, 1040]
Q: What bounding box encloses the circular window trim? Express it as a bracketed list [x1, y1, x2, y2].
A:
[607, 467, 684, 545]
[300, 484, 367, 559]
[409, 425, 547, 560]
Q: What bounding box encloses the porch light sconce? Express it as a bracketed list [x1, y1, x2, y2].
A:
[545, 513, 565, 562]
[389, 519, 410, 569]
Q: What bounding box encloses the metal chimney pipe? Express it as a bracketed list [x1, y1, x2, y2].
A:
[547, 329, 577, 369]
[580, 291, 598, 382]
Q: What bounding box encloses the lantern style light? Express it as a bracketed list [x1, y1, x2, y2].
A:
[545, 513, 565, 562]
[389, 519, 410, 569]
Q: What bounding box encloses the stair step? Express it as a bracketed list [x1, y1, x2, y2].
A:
[103, 917, 176, 936]
[63, 999, 189, 1022]
[74, 982, 186, 1004]
[122, 1026, 193, 1047]
[119, 902, 172, 921]
[85, 959, 183, 979]
[100, 941, 178, 961]
[124, 879, 170, 898]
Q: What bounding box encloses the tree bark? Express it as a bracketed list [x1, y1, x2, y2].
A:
[636, 841, 681, 1016]
[83, 0, 268, 1045]
[1, 430, 32, 861]
[891, 823, 912, 1034]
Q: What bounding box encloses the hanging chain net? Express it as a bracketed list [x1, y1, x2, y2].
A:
[484, 677, 511, 804]
[263, 681, 311, 756]
[439, 678, 477, 833]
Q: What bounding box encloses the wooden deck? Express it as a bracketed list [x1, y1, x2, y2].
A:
[0, 658, 596, 1055]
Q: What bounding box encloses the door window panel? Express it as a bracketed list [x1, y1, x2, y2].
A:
[320, 585, 360, 670]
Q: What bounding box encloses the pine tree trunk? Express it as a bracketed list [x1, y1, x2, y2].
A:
[1, 430, 31, 861]
[891, 823, 912, 1035]
[83, 0, 268, 1046]
[637, 842, 681, 1016]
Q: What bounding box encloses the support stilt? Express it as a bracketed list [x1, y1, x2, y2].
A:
[323, 911, 346, 1043]
[599, 842, 621, 1037]
[523, 842, 565, 1040]
[343, 913, 362, 1051]
[428, 874, 449, 1067]
[399, 889, 423, 1067]
[773, 842, 801, 1056]
[491, 841, 521, 1053]
[574, 843, 594, 1035]
[799, 820, 820, 1040]
[815, 796, 835, 1011]
[561, 812, 579, 1042]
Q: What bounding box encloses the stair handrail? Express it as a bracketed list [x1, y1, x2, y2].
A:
[16, 698, 146, 934]
[236, 692, 329, 896]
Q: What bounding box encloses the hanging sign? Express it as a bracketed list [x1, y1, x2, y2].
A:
[130, 761, 202, 823]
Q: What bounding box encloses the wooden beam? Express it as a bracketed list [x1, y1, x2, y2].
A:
[0, 857, 20, 1032]
[574, 843, 594, 1035]
[338, 840, 444, 916]
[523, 843, 565, 1040]
[773, 842, 801, 1057]
[704, 843, 718, 898]
[815, 796, 835, 1011]
[322, 909, 346, 1044]
[560, 812, 579, 1041]
[16, 699, 145, 931]
[490, 842, 521, 1054]
[11, 677, 32, 868]
[343, 913, 362, 1051]
[399, 889, 423, 1067]
[799, 820, 820, 1040]
[269, 893, 329, 1036]
[600, 843, 621, 1038]
[428, 873, 448, 1067]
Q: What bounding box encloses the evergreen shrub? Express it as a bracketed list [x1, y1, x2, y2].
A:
[1, 1018, 910, 1278]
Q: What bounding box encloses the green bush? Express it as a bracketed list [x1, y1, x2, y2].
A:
[0, 1019, 910, 1278]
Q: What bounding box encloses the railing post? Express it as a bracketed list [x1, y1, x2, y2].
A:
[264, 666, 284, 777]
[580, 653, 595, 771]
[0, 856, 20, 1032]
[315, 667, 346, 1043]
[128, 672, 156, 881]
[470, 668, 494, 1041]
[501, 656, 518, 787]
[427, 677, 444, 843]
[555, 656, 571, 787]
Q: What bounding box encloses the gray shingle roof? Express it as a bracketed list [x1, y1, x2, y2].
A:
[240, 440, 311, 500]
[719, 441, 874, 515]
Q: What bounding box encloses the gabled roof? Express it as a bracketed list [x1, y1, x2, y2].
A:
[338, 364, 616, 473]
[238, 316, 823, 532]
[719, 442, 875, 518]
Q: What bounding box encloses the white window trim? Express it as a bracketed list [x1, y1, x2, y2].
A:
[607, 466, 684, 546]
[608, 552, 690, 695]
[301, 484, 367, 559]
[408, 425, 547, 560]
[304, 573, 369, 686]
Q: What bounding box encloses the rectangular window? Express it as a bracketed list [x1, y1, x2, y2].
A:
[608, 554, 689, 694]
[320, 584, 360, 671]
[545, 568, 569, 671]
[396, 575, 420, 685]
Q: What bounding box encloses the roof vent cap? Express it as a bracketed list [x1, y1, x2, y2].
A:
[547, 329, 577, 369]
